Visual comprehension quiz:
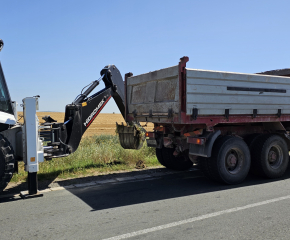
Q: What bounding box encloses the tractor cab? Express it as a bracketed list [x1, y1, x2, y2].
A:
[0, 40, 16, 129]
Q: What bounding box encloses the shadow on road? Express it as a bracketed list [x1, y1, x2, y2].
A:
[65, 166, 290, 211]
[2, 166, 290, 209]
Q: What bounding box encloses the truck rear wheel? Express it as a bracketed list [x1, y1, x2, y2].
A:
[201, 136, 251, 184]
[0, 135, 15, 192]
[244, 133, 261, 149]
[156, 147, 193, 171]
[156, 148, 168, 167]
[250, 134, 289, 178]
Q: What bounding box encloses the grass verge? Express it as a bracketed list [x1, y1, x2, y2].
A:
[11, 135, 160, 183]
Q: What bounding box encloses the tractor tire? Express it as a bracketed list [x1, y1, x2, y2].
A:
[201, 136, 251, 184]
[250, 134, 289, 178]
[0, 134, 15, 192]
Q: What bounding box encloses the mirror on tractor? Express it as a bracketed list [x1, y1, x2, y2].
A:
[0, 39, 3, 52]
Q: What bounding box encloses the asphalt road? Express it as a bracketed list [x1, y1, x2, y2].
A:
[1, 168, 290, 240]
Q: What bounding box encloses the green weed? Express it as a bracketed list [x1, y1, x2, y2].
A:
[11, 135, 159, 183]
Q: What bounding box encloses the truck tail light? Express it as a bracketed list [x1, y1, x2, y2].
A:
[154, 126, 164, 132]
[145, 132, 155, 138]
[187, 137, 206, 145]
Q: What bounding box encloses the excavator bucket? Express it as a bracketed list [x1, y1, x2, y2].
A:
[116, 123, 146, 150]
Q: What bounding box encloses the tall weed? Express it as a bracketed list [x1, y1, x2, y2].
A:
[11, 135, 159, 182]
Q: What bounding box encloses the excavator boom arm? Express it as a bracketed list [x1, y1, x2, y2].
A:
[42, 65, 143, 159]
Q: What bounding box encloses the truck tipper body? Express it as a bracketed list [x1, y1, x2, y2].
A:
[123, 57, 290, 184]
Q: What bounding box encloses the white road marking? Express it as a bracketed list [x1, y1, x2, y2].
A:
[102, 194, 290, 240]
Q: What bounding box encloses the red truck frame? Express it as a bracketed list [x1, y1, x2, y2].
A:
[123, 57, 290, 185]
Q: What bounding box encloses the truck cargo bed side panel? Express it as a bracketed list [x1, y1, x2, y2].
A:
[186, 69, 290, 116]
[127, 66, 179, 116]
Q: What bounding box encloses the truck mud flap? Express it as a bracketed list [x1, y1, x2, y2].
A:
[116, 123, 145, 150]
[189, 130, 221, 157]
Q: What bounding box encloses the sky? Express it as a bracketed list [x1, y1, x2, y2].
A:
[1, 0, 290, 113]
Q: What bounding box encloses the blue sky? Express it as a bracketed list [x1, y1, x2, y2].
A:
[1, 0, 290, 113]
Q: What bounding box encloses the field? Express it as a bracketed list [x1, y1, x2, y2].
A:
[11, 112, 158, 183]
[18, 112, 154, 137]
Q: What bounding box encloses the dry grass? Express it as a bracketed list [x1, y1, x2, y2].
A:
[17, 112, 154, 137]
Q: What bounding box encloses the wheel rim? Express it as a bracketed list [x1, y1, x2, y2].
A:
[267, 145, 283, 169]
[225, 148, 244, 174]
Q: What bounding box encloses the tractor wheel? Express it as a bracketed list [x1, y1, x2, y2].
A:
[201, 136, 251, 184]
[0, 134, 15, 192]
[250, 134, 289, 178]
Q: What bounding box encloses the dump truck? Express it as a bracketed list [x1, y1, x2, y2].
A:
[121, 56, 290, 184]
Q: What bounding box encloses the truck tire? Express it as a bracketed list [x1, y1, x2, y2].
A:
[199, 156, 219, 182]
[201, 136, 251, 184]
[156, 148, 168, 167]
[250, 134, 289, 178]
[244, 133, 261, 149]
[244, 133, 262, 175]
[157, 147, 193, 171]
[0, 135, 15, 192]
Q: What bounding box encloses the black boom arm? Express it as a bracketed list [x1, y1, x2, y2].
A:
[42, 65, 126, 158]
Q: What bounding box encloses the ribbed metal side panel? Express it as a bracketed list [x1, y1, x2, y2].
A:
[186, 68, 290, 115]
[127, 66, 179, 115]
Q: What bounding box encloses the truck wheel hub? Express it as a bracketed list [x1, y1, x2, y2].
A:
[227, 153, 237, 167]
[268, 150, 277, 163]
